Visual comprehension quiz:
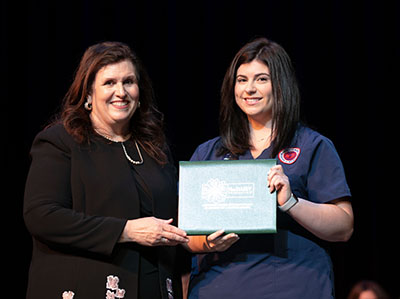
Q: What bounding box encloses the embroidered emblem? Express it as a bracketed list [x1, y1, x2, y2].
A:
[62, 291, 75, 299]
[201, 178, 228, 203]
[201, 178, 255, 204]
[106, 275, 126, 298]
[166, 278, 174, 299]
[106, 275, 120, 290]
[106, 290, 116, 299]
[115, 289, 126, 298]
[278, 148, 301, 164]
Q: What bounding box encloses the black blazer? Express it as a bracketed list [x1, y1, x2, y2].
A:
[24, 123, 184, 299]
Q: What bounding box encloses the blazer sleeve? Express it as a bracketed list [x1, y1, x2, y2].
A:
[23, 125, 126, 256]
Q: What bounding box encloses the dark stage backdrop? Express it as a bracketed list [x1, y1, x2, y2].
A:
[4, 1, 399, 298]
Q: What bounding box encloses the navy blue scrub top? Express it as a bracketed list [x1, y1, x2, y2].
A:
[188, 125, 351, 299]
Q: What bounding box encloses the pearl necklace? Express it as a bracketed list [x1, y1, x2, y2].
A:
[95, 130, 144, 165]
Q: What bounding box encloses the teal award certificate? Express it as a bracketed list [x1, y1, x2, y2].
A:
[178, 159, 277, 235]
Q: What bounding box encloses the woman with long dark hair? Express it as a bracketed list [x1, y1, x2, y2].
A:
[184, 37, 354, 298]
[24, 41, 188, 299]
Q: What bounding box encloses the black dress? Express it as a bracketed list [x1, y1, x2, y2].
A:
[23, 123, 184, 299]
[131, 162, 162, 298]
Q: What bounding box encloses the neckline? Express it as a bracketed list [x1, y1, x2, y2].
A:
[243, 145, 272, 160]
[93, 132, 144, 165]
[96, 133, 130, 144]
[94, 128, 132, 143]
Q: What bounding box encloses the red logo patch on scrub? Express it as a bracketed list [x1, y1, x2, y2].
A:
[278, 148, 301, 164]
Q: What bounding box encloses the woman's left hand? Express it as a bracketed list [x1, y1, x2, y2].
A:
[267, 165, 292, 206]
[267, 165, 354, 242]
[205, 230, 240, 252]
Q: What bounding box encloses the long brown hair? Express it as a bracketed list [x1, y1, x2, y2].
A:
[59, 41, 167, 164]
[218, 37, 300, 158]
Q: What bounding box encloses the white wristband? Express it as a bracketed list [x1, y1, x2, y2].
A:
[278, 193, 298, 212]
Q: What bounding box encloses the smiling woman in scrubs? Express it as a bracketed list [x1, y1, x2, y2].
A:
[183, 37, 354, 299]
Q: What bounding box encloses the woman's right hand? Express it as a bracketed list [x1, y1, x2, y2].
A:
[119, 217, 189, 246]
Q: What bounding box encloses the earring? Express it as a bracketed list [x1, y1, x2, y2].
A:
[84, 96, 92, 111]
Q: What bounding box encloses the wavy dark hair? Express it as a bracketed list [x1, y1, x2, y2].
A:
[218, 37, 300, 158]
[58, 41, 167, 164]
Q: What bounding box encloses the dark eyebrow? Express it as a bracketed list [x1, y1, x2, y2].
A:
[254, 73, 270, 78]
[123, 74, 137, 82]
[102, 74, 137, 82]
[236, 73, 270, 78]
